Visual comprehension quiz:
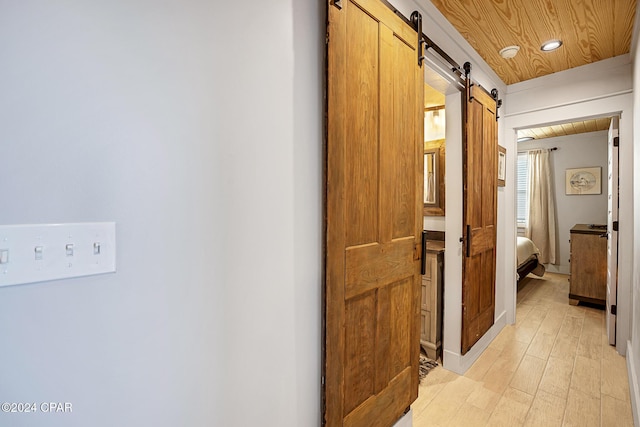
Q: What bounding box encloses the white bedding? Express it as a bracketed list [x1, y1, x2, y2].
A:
[517, 236, 540, 267]
[517, 236, 546, 279]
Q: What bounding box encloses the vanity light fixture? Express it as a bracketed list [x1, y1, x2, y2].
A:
[541, 39, 563, 52]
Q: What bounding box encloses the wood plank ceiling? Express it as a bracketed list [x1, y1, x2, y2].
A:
[428, 0, 637, 85]
[424, 83, 445, 108]
[518, 117, 611, 141]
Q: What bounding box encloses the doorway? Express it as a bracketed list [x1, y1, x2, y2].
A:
[422, 60, 502, 371]
[513, 114, 621, 351]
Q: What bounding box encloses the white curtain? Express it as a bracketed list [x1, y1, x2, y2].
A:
[526, 149, 557, 264]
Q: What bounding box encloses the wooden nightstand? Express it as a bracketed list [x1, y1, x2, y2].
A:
[569, 224, 607, 306]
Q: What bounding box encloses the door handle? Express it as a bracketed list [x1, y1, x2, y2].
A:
[421, 231, 427, 275]
[465, 224, 471, 257]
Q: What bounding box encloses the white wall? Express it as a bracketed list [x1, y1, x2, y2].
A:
[504, 57, 633, 356]
[518, 131, 609, 275]
[629, 5, 640, 424]
[505, 55, 633, 117]
[0, 1, 323, 426]
[424, 216, 445, 231]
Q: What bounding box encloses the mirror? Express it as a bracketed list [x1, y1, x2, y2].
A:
[424, 149, 438, 205]
[423, 139, 445, 216]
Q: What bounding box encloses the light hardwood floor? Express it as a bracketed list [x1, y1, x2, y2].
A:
[412, 272, 634, 427]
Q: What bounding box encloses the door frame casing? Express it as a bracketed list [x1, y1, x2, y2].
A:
[503, 93, 632, 356]
[606, 116, 620, 346]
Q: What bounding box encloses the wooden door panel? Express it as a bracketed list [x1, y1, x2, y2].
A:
[343, 368, 411, 427]
[468, 103, 484, 228]
[391, 35, 418, 240]
[325, 0, 347, 420]
[470, 228, 495, 254]
[463, 317, 479, 350]
[325, 0, 423, 425]
[465, 255, 481, 316]
[389, 278, 413, 376]
[482, 107, 496, 212]
[343, 278, 415, 423]
[344, 292, 377, 414]
[478, 308, 494, 337]
[479, 252, 495, 309]
[345, 239, 414, 298]
[345, 5, 379, 247]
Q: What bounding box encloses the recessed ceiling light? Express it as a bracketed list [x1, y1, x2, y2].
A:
[499, 45, 520, 59]
[517, 136, 535, 142]
[541, 39, 563, 52]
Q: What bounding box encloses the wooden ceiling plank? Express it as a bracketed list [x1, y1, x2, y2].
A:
[529, 127, 544, 139]
[573, 121, 587, 134]
[430, 0, 635, 84]
[524, 117, 617, 141]
[424, 84, 445, 108]
[428, 2, 496, 66]
[596, 117, 611, 131]
[518, 129, 535, 139]
[541, 127, 556, 139]
[614, 0, 636, 56]
[526, 128, 541, 139]
[550, 124, 567, 136]
[430, 0, 532, 84]
[561, 123, 576, 136]
[494, 0, 557, 82]
[583, 119, 598, 132]
[544, 128, 555, 139]
[521, 0, 569, 77]
[584, 0, 615, 62]
[555, 0, 593, 68]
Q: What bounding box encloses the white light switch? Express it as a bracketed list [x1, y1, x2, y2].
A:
[0, 223, 116, 287]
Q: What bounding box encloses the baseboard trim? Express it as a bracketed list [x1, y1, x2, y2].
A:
[392, 408, 412, 427]
[627, 341, 640, 427]
[542, 264, 570, 275]
[442, 310, 507, 375]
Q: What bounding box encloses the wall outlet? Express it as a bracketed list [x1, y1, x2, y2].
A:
[0, 223, 116, 288]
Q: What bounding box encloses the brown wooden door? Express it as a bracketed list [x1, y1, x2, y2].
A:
[461, 84, 498, 354]
[324, 0, 423, 426]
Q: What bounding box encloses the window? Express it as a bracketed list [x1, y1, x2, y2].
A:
[516, 152, 529, 227]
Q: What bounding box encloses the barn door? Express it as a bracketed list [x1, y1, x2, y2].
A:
[606, 116, 619, 345]
[461, 81, 498, 354]
[324, 0, 423, 426]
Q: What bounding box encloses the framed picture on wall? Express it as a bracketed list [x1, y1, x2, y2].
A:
[565, 167, 601, 195]
[497, 145, 506, 187]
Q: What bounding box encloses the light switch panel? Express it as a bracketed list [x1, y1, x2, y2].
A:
[0, 249, 8, 264]
[0, 223, 116, 287]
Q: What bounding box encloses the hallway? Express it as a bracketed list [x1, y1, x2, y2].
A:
[412, 272, 633, 426]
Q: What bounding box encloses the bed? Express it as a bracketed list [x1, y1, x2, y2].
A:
[517, 236, 546, 280]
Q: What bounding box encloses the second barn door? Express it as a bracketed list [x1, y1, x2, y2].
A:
[461, 82, 498, 354]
